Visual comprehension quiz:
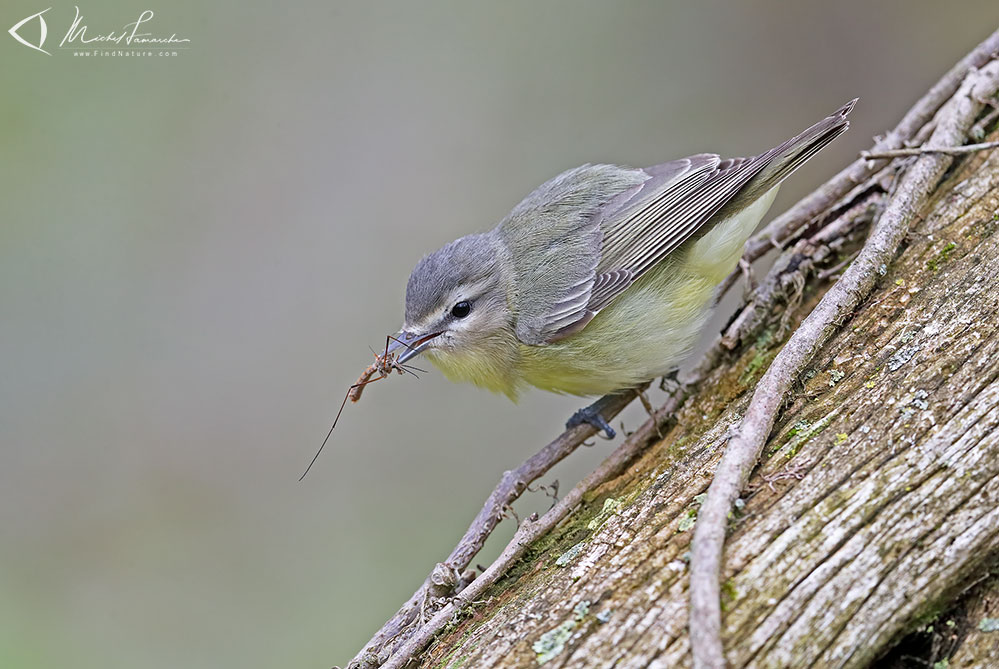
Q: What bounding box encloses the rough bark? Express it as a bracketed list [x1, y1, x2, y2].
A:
[411, 132, 999, 666]
[946, 570, 999, 667]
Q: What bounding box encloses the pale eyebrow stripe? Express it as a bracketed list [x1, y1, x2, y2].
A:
[408, 277, 495, 331]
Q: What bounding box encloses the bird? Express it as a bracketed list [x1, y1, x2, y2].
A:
[386, 100, 854, 438]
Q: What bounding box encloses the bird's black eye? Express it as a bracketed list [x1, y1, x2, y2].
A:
[451, 301, 471, 319]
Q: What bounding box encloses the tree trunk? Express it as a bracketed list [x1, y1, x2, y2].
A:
[412, 134, 999, 667]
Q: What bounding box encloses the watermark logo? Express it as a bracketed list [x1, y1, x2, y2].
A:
[8, 6, 190, 56]
[8, 7, 51, 55]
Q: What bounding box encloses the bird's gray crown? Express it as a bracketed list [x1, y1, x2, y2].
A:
[405, 233, 500, 326]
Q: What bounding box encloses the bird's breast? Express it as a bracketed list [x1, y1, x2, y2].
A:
[517, 259, 716, 396]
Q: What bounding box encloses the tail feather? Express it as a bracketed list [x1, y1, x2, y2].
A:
[747, 98, 855, 198]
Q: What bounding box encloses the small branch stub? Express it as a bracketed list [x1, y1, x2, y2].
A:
[860, 139, 999, 160]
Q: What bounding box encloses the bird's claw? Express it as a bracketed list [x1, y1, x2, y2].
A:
[566, 404, 616, 439]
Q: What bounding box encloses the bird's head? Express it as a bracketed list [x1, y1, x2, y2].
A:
[388, 233, 515, 366]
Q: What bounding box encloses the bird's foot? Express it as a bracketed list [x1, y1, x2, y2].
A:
[566, 399, 616, 439]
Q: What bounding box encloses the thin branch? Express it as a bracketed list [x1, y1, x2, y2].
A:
[719, 193, 882, 351]
[379, 383, 693, 669]
[715, 27, 999, 299]
[816, 249, 860, 280]
[348, 389, 639, 666]
[689, 59, 999, 669]
[970, 105, 999, 140]
[860, 140, 999, 159]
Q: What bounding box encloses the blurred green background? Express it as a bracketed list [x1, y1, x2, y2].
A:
[1, 2, 996, 667]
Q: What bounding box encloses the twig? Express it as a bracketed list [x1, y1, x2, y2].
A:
[688, 59, 999, 669]
[971, 106, 999, 140]
[379, 383, 693, 669]
[816, 249, 860, 281]
[860, 140, 999, 159]
[714, 27, 999, 299]
[348, 389, 639, 666]
[756, 459, 812, 493]
[526, 479, 560, 509]
[719, 193, 881, 350]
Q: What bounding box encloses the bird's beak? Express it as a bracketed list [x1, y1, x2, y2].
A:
[386, 330, 441, 364]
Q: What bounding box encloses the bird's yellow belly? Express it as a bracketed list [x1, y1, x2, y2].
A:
[518, 260, 715, 396]
[517, 186, 778, 397]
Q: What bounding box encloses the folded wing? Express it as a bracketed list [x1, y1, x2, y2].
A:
[499, 100, 855, 345]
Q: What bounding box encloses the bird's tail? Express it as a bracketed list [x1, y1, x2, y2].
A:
[739, 99, 856, 203]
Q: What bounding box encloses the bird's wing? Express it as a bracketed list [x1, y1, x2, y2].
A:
[495, 156, 756, 345]
[585, 152, 769, 312]
[495, 164, 647, 346]
[499, 100, 854, 345]
[586, 100, 854, 314]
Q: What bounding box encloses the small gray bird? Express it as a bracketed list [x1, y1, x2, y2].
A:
[387, 101, 854, 436]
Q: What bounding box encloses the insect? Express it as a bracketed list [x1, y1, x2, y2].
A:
[299, 335, 423, 480]
[348, 345, 407, 403]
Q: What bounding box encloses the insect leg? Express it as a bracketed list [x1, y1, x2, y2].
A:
[299, 371, 389, 481]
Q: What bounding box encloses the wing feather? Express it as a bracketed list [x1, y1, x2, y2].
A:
[499, 101, 854, 345]
[495, 164, 647, 345]
[586, 101, 853, 314]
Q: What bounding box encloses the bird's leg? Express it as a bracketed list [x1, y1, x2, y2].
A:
[566, 394, 619, 439]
